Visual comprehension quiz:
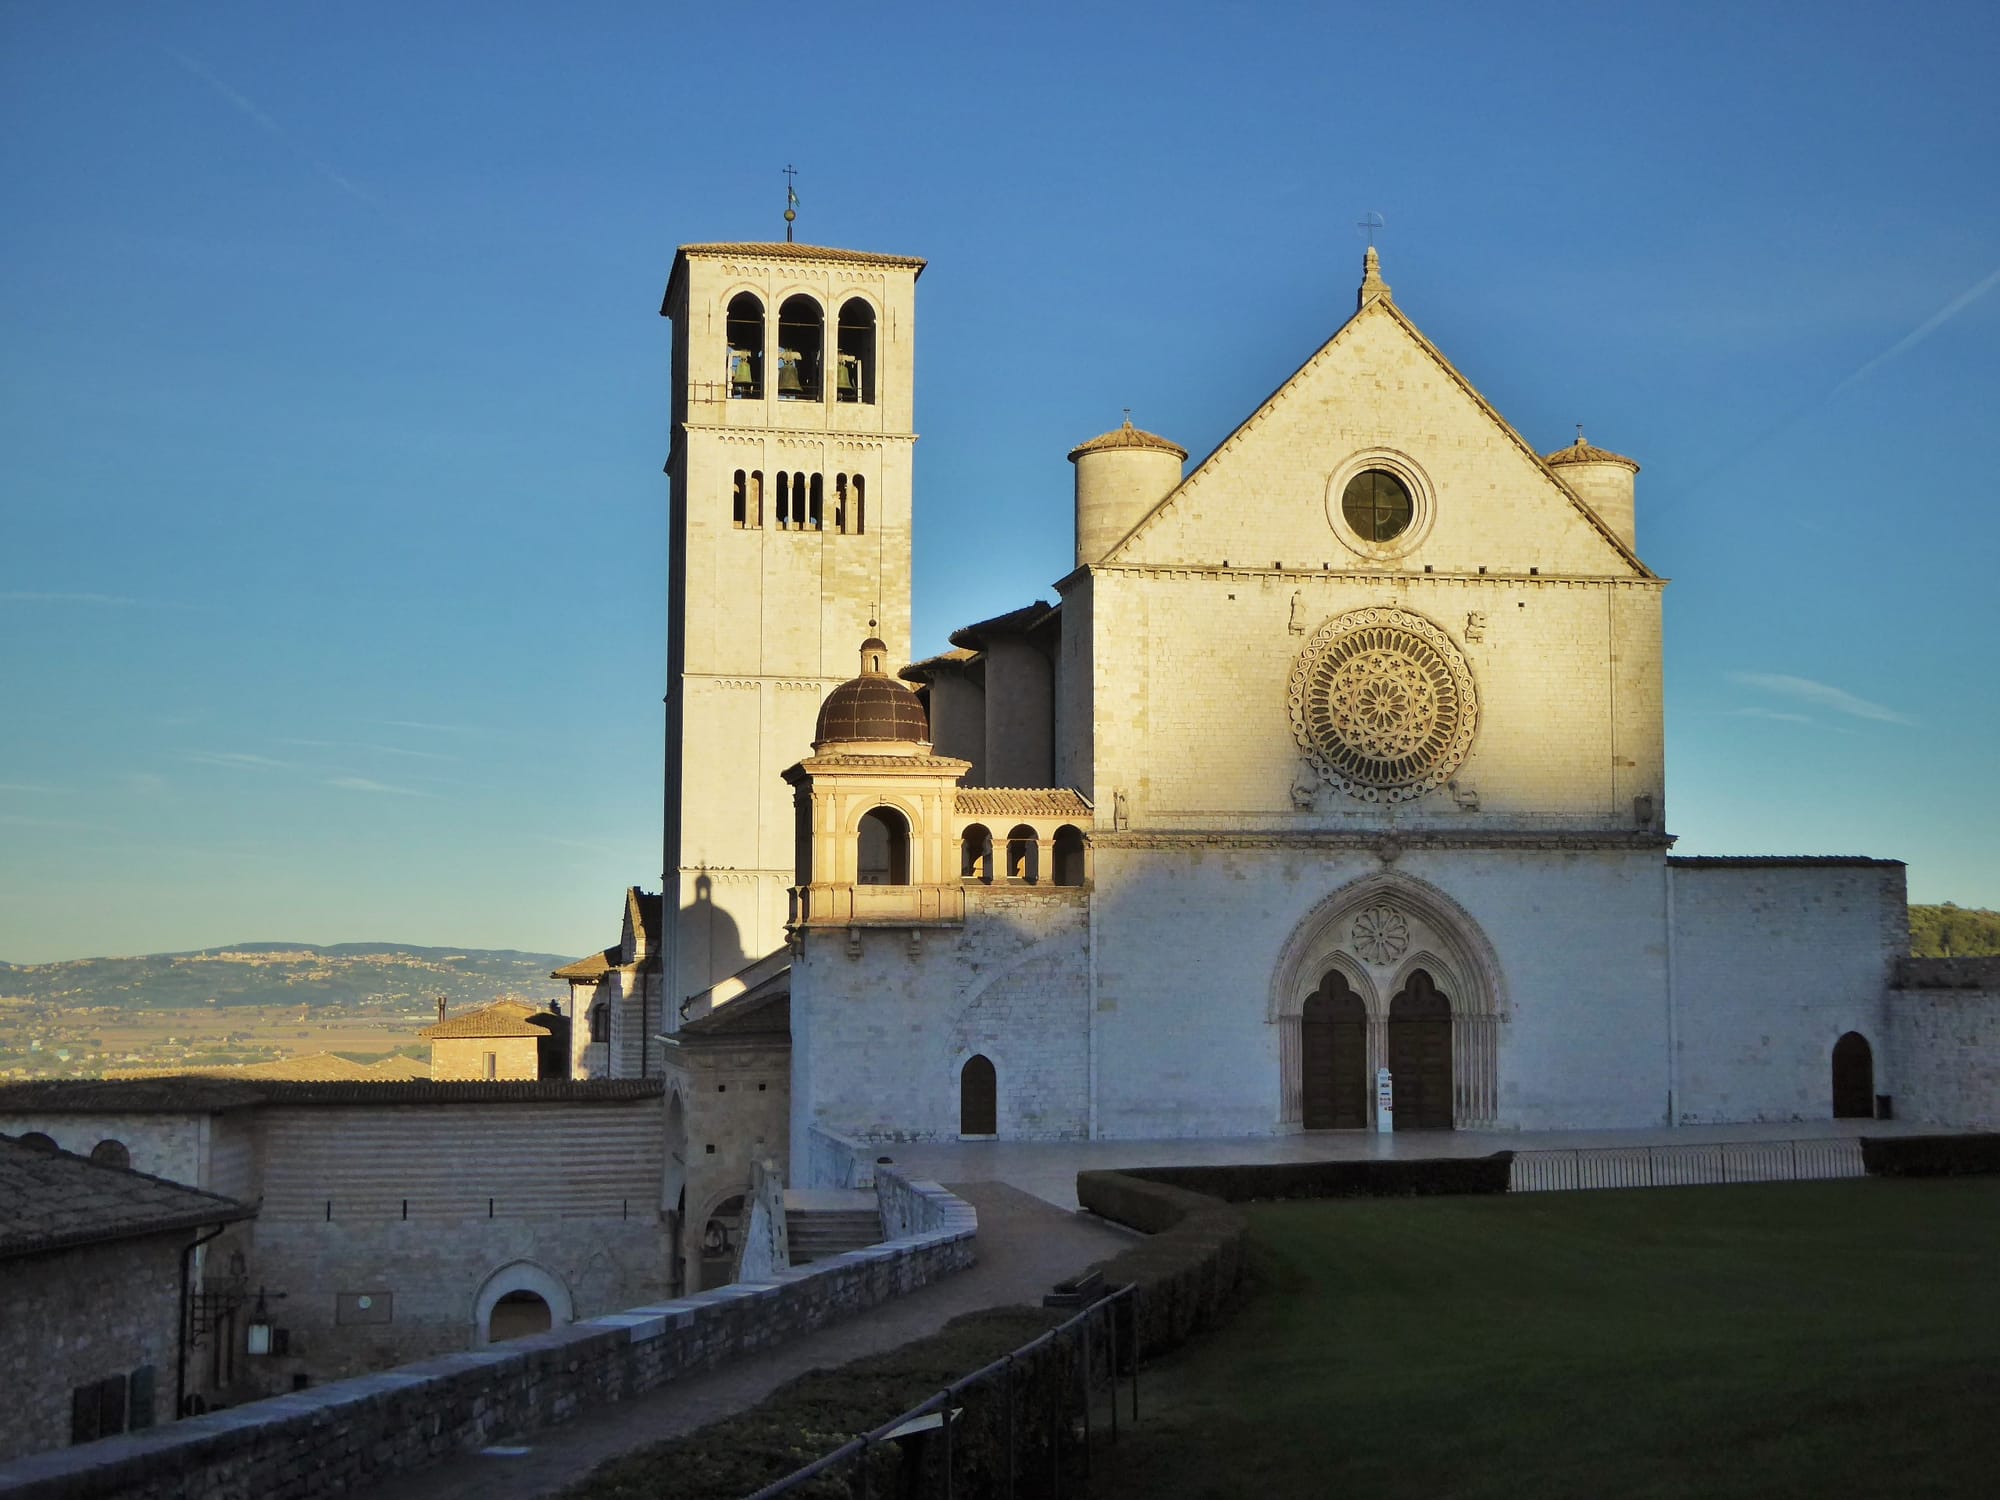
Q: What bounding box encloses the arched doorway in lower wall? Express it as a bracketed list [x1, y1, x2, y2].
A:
[1388, 970, 1454, 1130]
[487, 1291, 552, 1343]
[1832, 1032, 1875, 1118]
[472, 1261, 574, 1347]
[1301, 972, 1367, 1129]
[960, 1054, 998, 1137]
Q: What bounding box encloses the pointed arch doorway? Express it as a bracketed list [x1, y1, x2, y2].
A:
[1301, 972, 1368, 1129]
[1388, 970, 1454, 1130]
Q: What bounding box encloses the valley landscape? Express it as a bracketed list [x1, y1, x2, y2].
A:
[0, 943, 579, 1079]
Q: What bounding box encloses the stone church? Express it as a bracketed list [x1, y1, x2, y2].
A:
[625, 235, 1932, 1220]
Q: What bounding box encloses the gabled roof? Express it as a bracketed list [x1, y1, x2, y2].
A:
[553, 946, 618, 981]
[949, 601, 1057, 651]
[675, 988, 791, 1042]
[418, 999, 558, 1040]
[0, 1136, 254, 1258]
[623, 887, 663, 963]
[1099, 269, 1655, 580]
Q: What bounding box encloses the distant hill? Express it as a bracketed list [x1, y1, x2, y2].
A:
[1909, 905, 2000, 959]
[0, 943, 582, 1011]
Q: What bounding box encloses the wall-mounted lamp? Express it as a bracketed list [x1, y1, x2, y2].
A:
[245, 1286, 287, 1356]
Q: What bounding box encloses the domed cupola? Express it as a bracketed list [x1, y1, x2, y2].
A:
[1545, 430, 1641, 551]
[1069, 416, 1187, 569]
[814, 637, 931, 752]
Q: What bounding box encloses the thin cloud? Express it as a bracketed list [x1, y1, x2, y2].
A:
[1728, 672, 1912, 726]
[159, 44, 384, 212]
[278, 737, 459, 763]
[182, 751, 298, 771]
[1724, 707, 1816, 725]
[1832, 261, 2000, 395]
[376, 719, 507, 737]
[325, 776, 430, 797]
[0, 783, 59, 794]
[1, 591, 142, 606]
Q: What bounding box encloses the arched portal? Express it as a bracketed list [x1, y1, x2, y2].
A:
[1301, 972, 1368, 1129]
[1832, 1032, 1875, 1118]
[1389, 970, 1454, 1130]
[960, 1054, 998, 1137]
[1270, 873, 1505, 1132]
[472, 1261, 573, 1347]
[487, 1291, 552, 1343]
[858, 806, 910, 885]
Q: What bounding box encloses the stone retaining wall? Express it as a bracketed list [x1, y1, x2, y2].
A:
[0, 1180, 977, 1499]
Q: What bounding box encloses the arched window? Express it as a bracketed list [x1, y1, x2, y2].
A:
[1052, 825, 1086, 886]
[90, 1139, 131, 1169]
[960, 1054, 997, 1136]
[18, 1131, 57, 1153]
[809, 473, 824, 530]
[732, 469, 763, 529]
[853, 475, 866, 535]
[488, 1290, 552, 1343]
[725, 293, 764, 398]
[834, 474, 849, 533]
[858, 807, 911, 885]
[837, 298, 876, 404]
[1005, 825, 1038, 883]
[588, 1003, 608, 1043]
[776, 472, 792, 529]
[1832, 1032, 1875, 1118]
[777, 295, 824, 401]
[700, 1194, 746, 1290]
[960, 824, 993, 882]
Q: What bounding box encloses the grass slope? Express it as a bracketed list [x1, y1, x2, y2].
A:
[1098, 1179, 1999, 1500]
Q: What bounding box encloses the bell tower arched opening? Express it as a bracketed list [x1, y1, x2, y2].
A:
[725, 292, 764, 398]
[777, 295, 824, 401]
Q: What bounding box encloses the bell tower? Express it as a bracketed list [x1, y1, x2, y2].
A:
[659, 242, 924, 1019]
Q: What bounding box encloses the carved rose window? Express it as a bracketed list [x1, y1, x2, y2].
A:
[1289, 608, 1478, 802]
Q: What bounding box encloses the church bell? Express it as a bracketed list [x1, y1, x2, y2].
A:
[776, 349, 806, 396]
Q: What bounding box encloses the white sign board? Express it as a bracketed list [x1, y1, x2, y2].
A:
[1375, 1067, 1394, 1134]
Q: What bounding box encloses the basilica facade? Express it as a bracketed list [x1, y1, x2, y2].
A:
[647, 238, 1909, 1188]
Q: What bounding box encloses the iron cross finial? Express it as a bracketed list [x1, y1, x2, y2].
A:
[782, 164, 799, 243]
[1358, 210, 1385, 247]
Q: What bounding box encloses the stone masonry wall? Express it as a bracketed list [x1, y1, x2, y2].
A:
[0, 1180, 977, 1499]
[1887, 958, 1999, 1129]
[1, 1233, 184, 1465]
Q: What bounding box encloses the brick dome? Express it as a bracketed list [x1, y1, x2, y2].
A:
[815, 638, 931, 748]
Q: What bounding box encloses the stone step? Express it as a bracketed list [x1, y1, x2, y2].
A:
[785, 1207, 883, 1265]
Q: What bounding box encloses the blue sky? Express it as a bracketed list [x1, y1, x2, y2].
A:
[2, 2, 1995, 964]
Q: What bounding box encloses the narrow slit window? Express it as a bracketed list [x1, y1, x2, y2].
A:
[732, 470, 747, 528]
[854, 475, 866, 535]
[834, 474, 848, 533]
[749, 470, 763, 527]
[809, 473, 824, 530]
[776, 472, 791, 529]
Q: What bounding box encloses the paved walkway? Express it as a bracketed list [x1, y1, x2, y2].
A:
[881, 1117, 1934, 1210]
[350, 1181, 1137, 1500]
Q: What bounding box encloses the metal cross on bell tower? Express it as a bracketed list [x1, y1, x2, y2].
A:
[782, 164, 799, 244]
[1358, 210, 1385, 247]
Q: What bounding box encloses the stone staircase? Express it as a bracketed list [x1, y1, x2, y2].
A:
[783, 1188, 883, 1265]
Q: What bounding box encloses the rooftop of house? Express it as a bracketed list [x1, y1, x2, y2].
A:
[0, 1135, 255, 1259]
[418, 999, 562, 1040]
[0, 1077, 663, 1115]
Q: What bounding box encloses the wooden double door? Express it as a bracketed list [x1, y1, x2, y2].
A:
[1301, 968, 1454, 1130]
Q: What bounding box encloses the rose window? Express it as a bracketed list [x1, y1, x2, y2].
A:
[1289, 608, 1478, 801]
[1351, 905, 1410, 965]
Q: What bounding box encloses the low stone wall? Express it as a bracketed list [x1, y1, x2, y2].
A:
[804, 1123, 877, 1189]
[1890, 959, 1999, 1130]
[0, 1184, 978, 1499]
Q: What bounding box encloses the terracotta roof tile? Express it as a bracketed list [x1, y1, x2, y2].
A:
[1544, 435, 1640, 471]
[1067, 417, 1188, 463]
[678, 242, 926, 270]
[955, 789, 1094, 818]
[948, 602, 1056, 651]
[0, 1136, 254, 1258]
[418, 999, 559, 1039]
[675, 990, 791, 1040]
[553, 946, 619, 981]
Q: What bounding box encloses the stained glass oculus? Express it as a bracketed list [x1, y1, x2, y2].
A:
[1340, 469, 1414, 542]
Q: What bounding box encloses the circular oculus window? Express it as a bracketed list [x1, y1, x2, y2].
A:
[1341, 470, 1413, 542]
[1288, 608, 1478, 802]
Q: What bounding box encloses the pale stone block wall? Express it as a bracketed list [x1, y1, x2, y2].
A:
[1084, 567, 1663, 831]
[1088, 843, 1671, 1138]
[429, 1035, 539, 1081]
[0, 1113, 209, 1187]
[1667, 860, 1906, 1124]
[1887, 960, 1999, 1129]
[791, 890, 1089, 1158]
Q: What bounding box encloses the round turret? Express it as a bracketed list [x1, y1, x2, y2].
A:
[1545, 432, 1641, 551]
[814, 637, 931, 751]
[1069, 418, 1187, 568]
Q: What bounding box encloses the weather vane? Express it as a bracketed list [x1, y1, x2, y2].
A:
[783, 164, 799, 243]
[1358, 210, 1385, 247]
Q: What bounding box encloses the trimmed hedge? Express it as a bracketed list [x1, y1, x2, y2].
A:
[1860, 1132, 2000, 1177]
[563, 1305, 1074, 1500]
[1117, 1152, 1516, 1202]
[1078, 1172, 1250, 1360]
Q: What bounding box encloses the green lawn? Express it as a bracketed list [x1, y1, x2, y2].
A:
[1097, 1179, 2000, 1500]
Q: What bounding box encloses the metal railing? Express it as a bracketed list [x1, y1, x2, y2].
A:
[747, 1283, 1137, 1500]
[1509, 1136, 1864, 1192]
